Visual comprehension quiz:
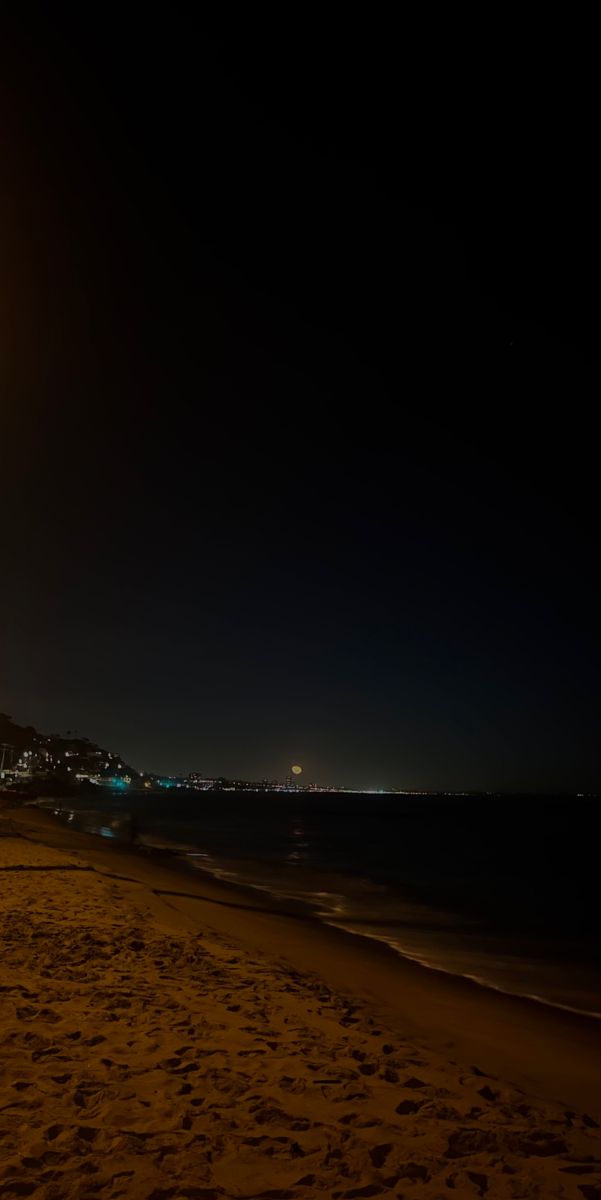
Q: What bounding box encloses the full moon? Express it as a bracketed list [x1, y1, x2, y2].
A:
[291, 764, 302, 775]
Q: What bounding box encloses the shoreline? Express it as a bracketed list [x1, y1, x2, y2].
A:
[24, 796, 601, 1023]
[3, 800, 600, 1117]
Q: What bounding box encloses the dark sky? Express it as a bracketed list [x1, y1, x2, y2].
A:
[1, 16, 599, 791]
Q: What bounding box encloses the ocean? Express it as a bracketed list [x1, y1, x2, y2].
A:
[36, 790, 600, 1018]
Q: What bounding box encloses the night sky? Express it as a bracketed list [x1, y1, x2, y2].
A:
[1, 17, 599, 791]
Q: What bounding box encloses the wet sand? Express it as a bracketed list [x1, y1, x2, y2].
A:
[1, 802, 600, 1199]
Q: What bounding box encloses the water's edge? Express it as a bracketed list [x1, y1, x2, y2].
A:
[26, 796, 601, 1022]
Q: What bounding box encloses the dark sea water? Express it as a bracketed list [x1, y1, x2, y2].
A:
[36, 791, 600, 1018]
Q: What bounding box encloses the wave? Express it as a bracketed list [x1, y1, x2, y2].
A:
[180, 847, 601, 1020]
[321, 923, 601, 1021]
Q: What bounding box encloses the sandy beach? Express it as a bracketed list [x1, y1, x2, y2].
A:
[1, 804, 599, 1199]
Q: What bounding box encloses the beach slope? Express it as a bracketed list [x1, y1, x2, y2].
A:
[1, 809, 600, 1199]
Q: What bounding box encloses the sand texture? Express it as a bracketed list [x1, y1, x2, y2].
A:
[1, 819, 600, 1199]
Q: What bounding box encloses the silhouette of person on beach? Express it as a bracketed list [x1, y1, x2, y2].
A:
[128, 815, 138, 846]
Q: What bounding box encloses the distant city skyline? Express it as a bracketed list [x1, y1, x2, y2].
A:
[1, 709, 597, 796]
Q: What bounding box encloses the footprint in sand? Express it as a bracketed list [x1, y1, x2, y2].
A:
[396, 1097, 424, 1116]
[382, 1067, 399, 1083]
